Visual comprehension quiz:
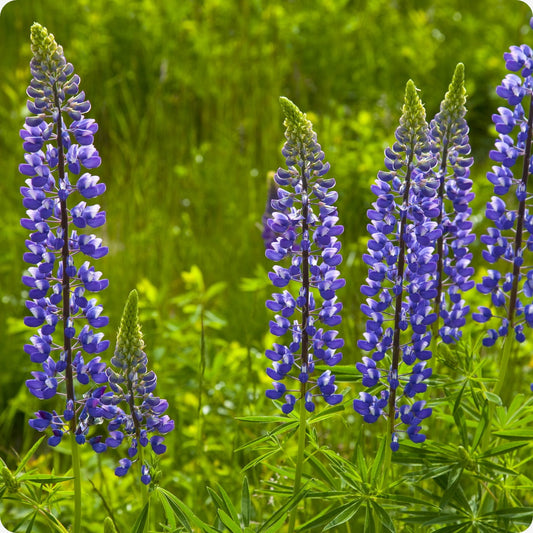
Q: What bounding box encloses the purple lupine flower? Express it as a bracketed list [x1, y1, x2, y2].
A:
[265, 97, 344, 414]
[473, 25, 533, 347]
[429, 63, 475, 343]
[355, 80, 440, 450]
[105, 290, 174, 481]
[22, 23, 114, 447]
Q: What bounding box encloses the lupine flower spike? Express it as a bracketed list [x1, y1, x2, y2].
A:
[355, 80, 440, 451]
[429, 63, 475, 344]
[22, 23, 113, 446]
[104, 290, 174, 483]
[265, 97, 344, 415]
[473, 21, 533, 394]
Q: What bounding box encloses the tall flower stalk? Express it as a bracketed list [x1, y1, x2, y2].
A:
[429, 63, 475, 344]
[21, 23, 110, 532]
[354, 80, 439, 451]
[265, 97, 344, 531]
[473, 31, 533, 397]
[104, 290, 174, 485]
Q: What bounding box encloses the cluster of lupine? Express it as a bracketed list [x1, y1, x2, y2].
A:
[354, 80, 442, 450]
[264, 97, 344, 414]
[21, 23, 111, 446]
[428, 63, 475, 344]
[473, 33, 533, 345]
[103, 290, 174, 483]
[21, 24, 172, 482]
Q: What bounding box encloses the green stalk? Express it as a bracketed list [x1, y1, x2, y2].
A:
[69, 434, 82, 533]
[288, 387, 307, 533]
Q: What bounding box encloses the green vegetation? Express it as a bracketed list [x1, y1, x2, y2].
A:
[1, 1, 533, 531]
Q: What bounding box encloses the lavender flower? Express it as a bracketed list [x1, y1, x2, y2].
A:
[21, 23, 113, 446]
[473, 30, 533, 347]
[354, 80, 440, 450]
[429, 63, 475, 343]
[265, 97, 344, 414]
[104, 290, 174, 483]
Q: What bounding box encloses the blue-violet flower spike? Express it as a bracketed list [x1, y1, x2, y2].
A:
[355, 80, 440, 450]
[473, 28, 533, 349]
[429, 63, 475, 344]
[265, 97, 345, 414]
[22, 23, 112, 447]
[105, 290, 174, 481]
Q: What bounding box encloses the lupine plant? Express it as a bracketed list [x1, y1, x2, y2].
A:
[473, 24, 533, 398]
[20, 23, 111, 533]
[354, 79, 440, 451]
[264, 97, 344, 530]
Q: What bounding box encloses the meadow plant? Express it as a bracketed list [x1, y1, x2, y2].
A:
[473, 25, 533, 396]
[265, 96, 344, 415]
[354, 79, 440, 450]
[264, 97, 344, 531]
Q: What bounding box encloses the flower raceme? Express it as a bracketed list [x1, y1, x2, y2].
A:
[265, 97, 344, 414]
[473, 31, 533, 347]
[354, 80, 440, 450]
[103, 290, 174, 483]
[354, 69, 476, 450]
[429, 63, 475, 344]
[21, 23, 113, 446]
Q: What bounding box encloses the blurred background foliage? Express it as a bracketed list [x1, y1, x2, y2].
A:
[1, 0, 532, 530]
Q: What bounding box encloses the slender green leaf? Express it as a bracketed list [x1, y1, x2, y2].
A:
[471, 400, 488, 452]
[242, 449, 281, 472]
[324, 501, 362, 530]
[19, 474, 73, 484]
[478, 441, 528, 458]
[215, 483, 240, 523]
[159, 493, 178, 530]
[258, 486, 309, 532]
[369, 433, 387, 483]
[218, 510, 241, 533]
[308, 404, 345, 424]
[157, 487, 218, 533]
[15, 436, 46, 475]
[493, 429, 533, 439]
[371, 502, 395, 533]
[24, 512, 37, 533]
[131, 502, 149, 533]
[241, 476, 251, 527]
[236, 416, 293, 424]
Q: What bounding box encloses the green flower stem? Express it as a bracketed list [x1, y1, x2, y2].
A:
[288, 383, 308, 533]
[70, 433, 82, 533]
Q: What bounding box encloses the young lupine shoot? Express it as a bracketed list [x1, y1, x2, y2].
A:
[21, 23, 113, 447]
[105, 290, 174, 484]
[473, 25, 533, 395]
[355, 80, 440, 450]
[265, 97, 344, 415]
[429, 63, 475, 343]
